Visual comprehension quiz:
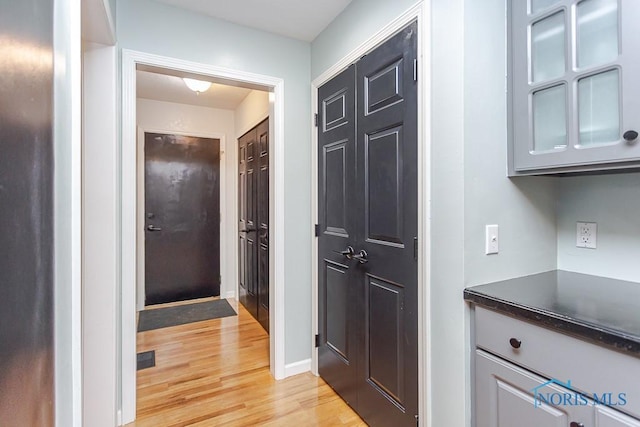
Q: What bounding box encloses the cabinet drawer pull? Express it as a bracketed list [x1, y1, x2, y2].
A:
[569, 422, 584, 427]
[623, 130, 638, 143]
[509, 338, 522, 349]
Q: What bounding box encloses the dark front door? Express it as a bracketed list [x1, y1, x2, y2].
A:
[238, 118, 269, 331]
[318, 22, 418, 426]
[144, 133, 221, 305]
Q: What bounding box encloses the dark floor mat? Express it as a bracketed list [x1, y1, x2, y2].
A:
[137, 350, 155, 370]
[137, 299, 237, 332]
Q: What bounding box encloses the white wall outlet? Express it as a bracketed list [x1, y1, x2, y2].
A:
[485, 224, 499, 255]
[576, 222, 597, 249]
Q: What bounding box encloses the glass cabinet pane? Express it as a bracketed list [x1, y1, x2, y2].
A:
[577, 0, 619, 69]
[578, 69, 620, 146]
[531, 12, 566, 82]
[531, 0, 562, 14]
[533, 84, 567, 151]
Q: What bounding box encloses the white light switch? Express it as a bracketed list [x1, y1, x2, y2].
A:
[485, 224, 499, 255]
[576, 222, 597, 249]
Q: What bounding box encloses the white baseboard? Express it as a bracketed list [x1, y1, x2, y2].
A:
[224, 290, 236, 299]
[284, 358, 311, 377]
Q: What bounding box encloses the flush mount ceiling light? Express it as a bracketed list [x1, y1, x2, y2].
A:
[183, 77, 212, 94]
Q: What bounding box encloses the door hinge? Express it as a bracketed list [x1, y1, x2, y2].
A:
[413, 237, 418, 261]
[315, 334, 320, 348]
[415, 414, 419, 426]
[314, 113, 319, 127]
[315, 224, 320, 237]
[413, 58, 418, 82]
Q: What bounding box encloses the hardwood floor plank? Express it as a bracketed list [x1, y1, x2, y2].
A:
[127, 299, 365, 426]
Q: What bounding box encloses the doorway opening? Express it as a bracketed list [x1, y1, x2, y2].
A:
[121, 50, 286, 424]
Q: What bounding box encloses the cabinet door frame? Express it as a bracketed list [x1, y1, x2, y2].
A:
[508, 0, 640, 174]
[475, 349, 594, 427]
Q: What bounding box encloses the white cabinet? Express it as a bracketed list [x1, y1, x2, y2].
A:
[508, 0, 640, 174]
[472, 307, 640, 426]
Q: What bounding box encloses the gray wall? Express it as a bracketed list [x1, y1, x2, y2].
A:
[311, 0, 418, 79]
[430, 0, 468, 423]
[557, 173, 640, 282]
[107, 0, 116, 23]
[116, 0, 312, 364]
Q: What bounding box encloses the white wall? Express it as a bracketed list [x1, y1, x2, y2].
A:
[557, 173, 640, 282]
[235, 90, 269, 137]
[82, 43, 118, 427]
[136, 98, 237, 301]
[55, 0, 82, 425]
[117, 0, 312, 365]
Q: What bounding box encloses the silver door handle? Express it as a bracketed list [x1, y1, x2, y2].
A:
[352, 250, 368, 264]
[147, 225, 162, 231]
[332, 246, 354, 259]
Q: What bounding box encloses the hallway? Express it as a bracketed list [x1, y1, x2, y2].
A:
[128, 299, 365, 426]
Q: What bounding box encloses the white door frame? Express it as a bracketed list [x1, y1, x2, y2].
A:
[136, 128, 229, 311]
[309, 2, 431, 425]
[121, 49, 286, 424]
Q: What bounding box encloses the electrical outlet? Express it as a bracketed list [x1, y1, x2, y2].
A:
[576, 222, 597, 249]
[485, 224, 499, 255]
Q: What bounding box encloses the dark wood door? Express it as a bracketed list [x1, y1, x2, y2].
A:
[317, 64, 358, 408]
[144, 133, 221, 305]
[238, 118, 269, 331]
[318, 22, 418, 426]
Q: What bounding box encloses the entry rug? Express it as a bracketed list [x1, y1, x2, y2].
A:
[137, 299, 237, 332]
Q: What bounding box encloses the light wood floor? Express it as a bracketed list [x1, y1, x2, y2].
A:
[127, 299, 366, 427]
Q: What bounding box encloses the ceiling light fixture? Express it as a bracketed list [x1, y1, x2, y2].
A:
[183, 78, 212, 94]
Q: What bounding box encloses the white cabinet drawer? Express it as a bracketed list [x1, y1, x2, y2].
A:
[475, 306, 640, 419]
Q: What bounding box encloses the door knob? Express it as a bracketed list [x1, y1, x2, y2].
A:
[352, 250, 368, 264]
[147, 225, 162, 231]
[570, 422, 584, 427]
[333, 246, 354, 259]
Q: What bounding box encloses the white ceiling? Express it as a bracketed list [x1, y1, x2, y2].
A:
[152, 0, 353, 41]
[136, 70, 254, 110]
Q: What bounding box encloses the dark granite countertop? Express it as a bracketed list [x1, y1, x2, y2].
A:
[464, 270, 640, 356]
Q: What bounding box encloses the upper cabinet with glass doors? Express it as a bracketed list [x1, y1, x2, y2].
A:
[509, 0, 640, 174]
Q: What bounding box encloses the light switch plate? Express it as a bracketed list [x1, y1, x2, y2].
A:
[576, 222, 597, 249]
[485, 224, 499, 255]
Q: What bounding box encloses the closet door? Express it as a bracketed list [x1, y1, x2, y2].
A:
[317, 22, 419, 426]
[238, 128, 258, 320]
[256, 118, 270, 332]
[238, 118, 270, 331]
[318, 64, 358, 408]
[355, 21, 419, 427]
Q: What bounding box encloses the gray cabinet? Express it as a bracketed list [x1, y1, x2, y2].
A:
[472, 306, 640, 427]
[509, 0, 640, 175]
[476, 350, 593, 427]
[596, 407, 640, 427]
